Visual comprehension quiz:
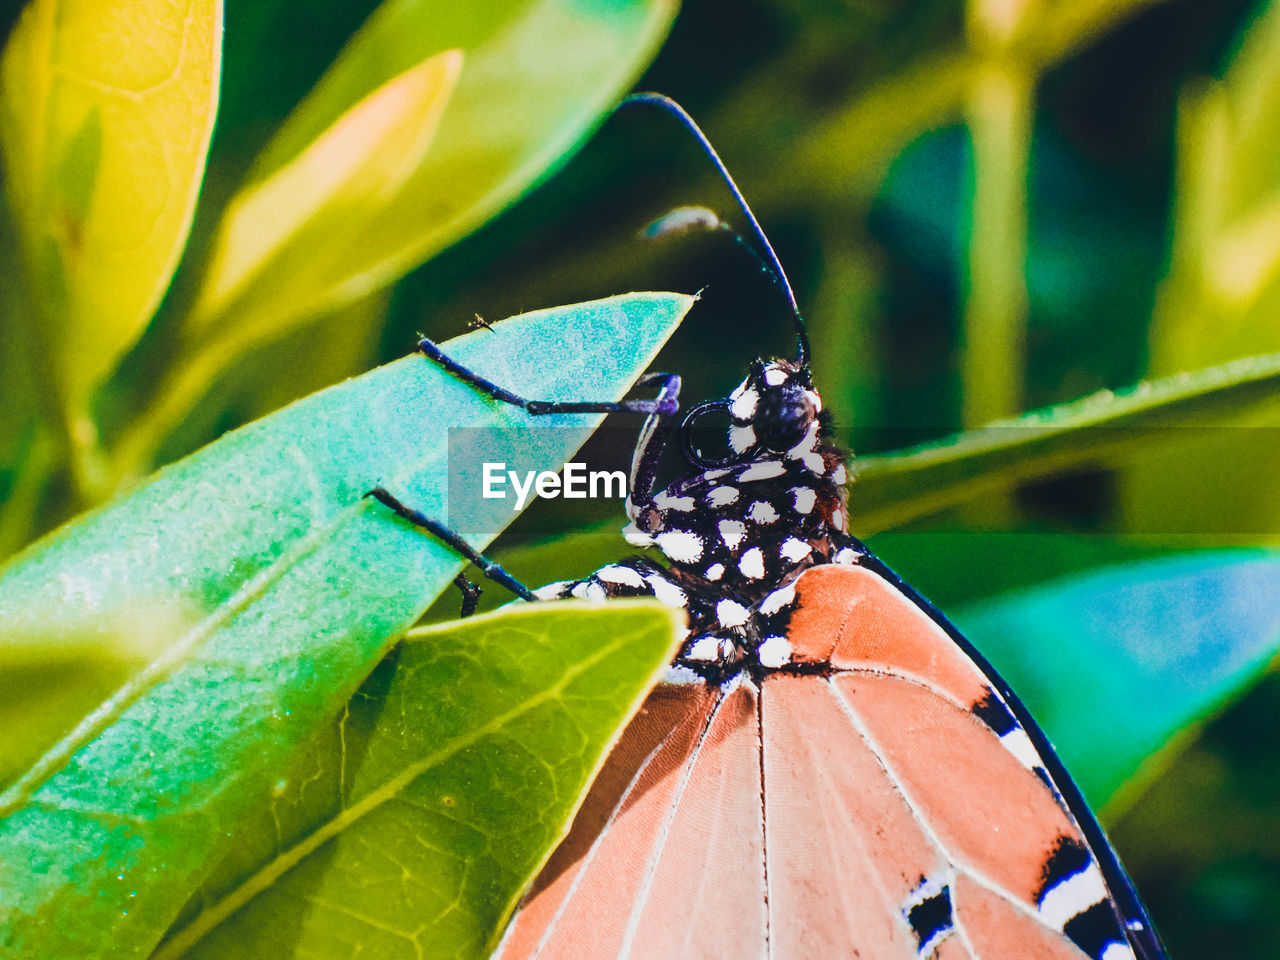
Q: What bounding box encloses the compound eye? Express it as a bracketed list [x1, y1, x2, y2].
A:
[754, 387, 812, 452]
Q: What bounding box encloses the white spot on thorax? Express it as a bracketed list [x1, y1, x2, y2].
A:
[729, 425, 757, 453]
[756, 636, 791, 668]
[655, 531, 704, 563]
[654, 492, 695, 511]
[737, 547, 765, 579]
[571, 581, 606, 602]
[687, 636, 722, 661]
[729, 388, 758, 420]
[716, 598, 750, 628]
[707, 486, 739, 506]
[780, 538, 812, 562]
[801, 451, 825, 473]
[792, 487, 817, 514]
[718, 520, 747, 551]
[596, 565, 645, 588]
[533, 580, 573, 600]
[738, 460, 785, 482]
[646, 575, 688, 609]
[764, 365, 787, 386]
[623, 522, 654, 548]
[831, 507, 846, 532]
[759, 583, 796, 616]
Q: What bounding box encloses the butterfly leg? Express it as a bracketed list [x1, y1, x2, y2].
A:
[366, 339, 681, 615]
[452, 572, 482, 618]
[365, 487, 536, 605]
[416, 337, 680, 418]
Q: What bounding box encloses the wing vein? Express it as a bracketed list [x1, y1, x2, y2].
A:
[614, 687, 726, 960]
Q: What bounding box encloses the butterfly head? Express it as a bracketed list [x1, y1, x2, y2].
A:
[726, 358, 822, 457]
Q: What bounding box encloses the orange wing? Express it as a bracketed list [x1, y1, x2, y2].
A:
[493, 563, 1164, 960]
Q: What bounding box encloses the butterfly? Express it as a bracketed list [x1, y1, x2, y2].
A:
[369, 94, 1168, 960]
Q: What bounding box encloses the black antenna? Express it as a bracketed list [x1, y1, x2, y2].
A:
[619, 93, 811, 367]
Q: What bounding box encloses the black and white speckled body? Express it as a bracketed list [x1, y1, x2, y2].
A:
[533, 357, 863, 680]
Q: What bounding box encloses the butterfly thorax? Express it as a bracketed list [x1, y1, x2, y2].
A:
[535, 357, 863, 681]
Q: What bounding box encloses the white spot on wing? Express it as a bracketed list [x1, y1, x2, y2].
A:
[1100, 943, 1138, 960]
[655, 531, 704, 563]
[748, 500, 779, 524]
[1037, 862, 1109, 930]
[705, 562, 725, 581]
[832, 463, 848, 485]
[834, 546, 858, 565]
[999, 727, 1042, 771]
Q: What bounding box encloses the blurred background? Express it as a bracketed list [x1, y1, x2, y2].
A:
[3, 0, 1280, 954]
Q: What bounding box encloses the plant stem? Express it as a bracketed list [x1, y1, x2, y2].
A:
[961, 56, 1031, 430]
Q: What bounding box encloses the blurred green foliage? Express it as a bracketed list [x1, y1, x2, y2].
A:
[2, 0, 1280, 956]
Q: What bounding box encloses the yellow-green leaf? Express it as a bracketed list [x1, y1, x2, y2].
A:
[190, 49, 463, 344]
[0, 0, 222, 409]
[191, 0, 675, 346]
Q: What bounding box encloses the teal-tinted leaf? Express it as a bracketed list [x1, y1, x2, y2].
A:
[955, 550, 1280, 811]
[0, 292, 692, 959]
[155, 601, 683, 960]
[854, 350, 1280, 533]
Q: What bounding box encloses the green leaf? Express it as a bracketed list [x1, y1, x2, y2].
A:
[0, 292, 692, 960]
[153, 601, 683, 960]
[0, 0, 222, 411]
[191, 0, 677, 346]
[853, 350, 1280, 533]
[955, 549, 1280, 811]
[1128, 2, 1280, 538]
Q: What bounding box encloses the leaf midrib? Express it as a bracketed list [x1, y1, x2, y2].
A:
[0, 495, 379, 816]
